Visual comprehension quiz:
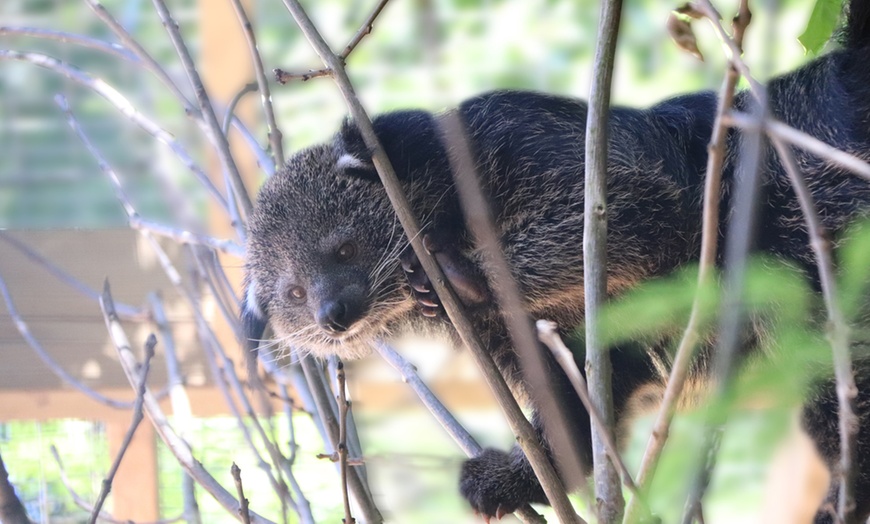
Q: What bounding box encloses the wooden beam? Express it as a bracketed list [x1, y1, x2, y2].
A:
[107, 421, 158, 520]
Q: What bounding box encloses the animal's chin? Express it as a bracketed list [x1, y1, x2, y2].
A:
[279, 322, 385, 361]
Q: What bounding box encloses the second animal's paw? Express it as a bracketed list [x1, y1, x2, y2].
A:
[399, 232, 489, 317]
[460, 448, 539, 522]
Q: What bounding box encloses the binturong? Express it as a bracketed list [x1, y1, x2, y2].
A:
[244, 1, 870, 521]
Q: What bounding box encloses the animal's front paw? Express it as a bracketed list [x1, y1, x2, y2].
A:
[399, 231, 489, 317]
[460, 448, 541, 521]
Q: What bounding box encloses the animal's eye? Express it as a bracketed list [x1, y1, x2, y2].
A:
[336, 242, 357, 262]
[288, 286, 306, 301]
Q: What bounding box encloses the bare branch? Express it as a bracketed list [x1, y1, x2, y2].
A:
[0, 231, 144, 319]
[624, 5, 750, 520]
[279, 1, 582, 522]
[769, 135, 858, 523]
[725, 111, 870, 182]
[536, 321, 642, 502]
[438, 112, 586, 520]
[681, 94, 767, 524]
[149, 293, 202, 524]
[0, 25, 137, 62]
[131, 217, 245, 258]
[339, 0, 392, 59]
[273, 0, 392, 84]
[231, 463, 253, 524]
[83, 0, 275, 175]
[273, 67, 331, 84]
[89, 334, 156, 523]
[373, 343, 546, 524]
[99, 282, 276, 524]
[374, 342, 481, 456]
[149, 0, 254, 221]
[336, 361, 356, 524]
[299, 357, 383, 523]
[227, 0, 285, 166]
[584, 0, 625, 520]
[0, 51, 229, 209]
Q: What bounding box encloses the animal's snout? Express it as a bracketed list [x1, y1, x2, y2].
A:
[316, 299, 361, 334]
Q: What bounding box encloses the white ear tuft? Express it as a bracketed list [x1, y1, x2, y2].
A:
[336, 153, 369, 170]
[244, 279, 264, 320]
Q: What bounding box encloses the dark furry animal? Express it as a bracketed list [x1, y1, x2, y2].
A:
[244, 3, 870, 521]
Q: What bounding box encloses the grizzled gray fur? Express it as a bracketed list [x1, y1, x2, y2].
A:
[244, 2, 870, 521]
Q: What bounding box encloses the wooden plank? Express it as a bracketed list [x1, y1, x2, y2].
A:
[107, 420, 159, 520]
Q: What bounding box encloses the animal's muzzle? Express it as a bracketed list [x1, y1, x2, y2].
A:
[316, 299, 360, 334]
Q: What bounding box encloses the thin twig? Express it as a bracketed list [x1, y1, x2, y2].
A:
[83, 0, 275, 175]
[131, 216, 245, 258]
[273, 0, 391, 84]
[0, 51, 229, 209]
[374, 342, 481, 456]
[0, 271, 139, 409]
[339, 0, 392, 59]
[372, 343, 547, 524]
[231, 463, 253, 524]
[150, 0, 253, 221]
[50, 446, 184, 524]
[273, 68, 331, 84]
[89, 334, 156, 523]
[439, 112, 586, 516]
[623, 4, 749, 520]
[227, 0, 285, 166]
[149, 293, 202, 524]
[0, 231, 144, 319]
[584, 0, 625, 521]
[299, 357, 383, 523]
[681, 91, 767, 524]
[276, 383, 315, 524]
[724, 111, 870, 182]
[536, 322, 642, 501]
[0, 26, 138, 61]
[770, 135, 857, 523]
[336, 361, 356, 524]
[99, 283, 276, 524]
[222, 82, 259, 137]
[279, 1, 582, 522]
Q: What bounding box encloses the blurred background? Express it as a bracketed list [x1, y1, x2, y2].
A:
[0, 0, 835, 523]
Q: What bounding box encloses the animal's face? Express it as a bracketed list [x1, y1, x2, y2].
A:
[244, 144, 415, 359]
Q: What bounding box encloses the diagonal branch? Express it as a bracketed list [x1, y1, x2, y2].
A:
[89, 334, 156, 523]
[100, 282, 277, 524]
[273, 0, 392, 84]
[279, 1, 583, 522]
[770, 135, 857, 523]
[228, 0, 285, 166]
[150, 0, 253, 221]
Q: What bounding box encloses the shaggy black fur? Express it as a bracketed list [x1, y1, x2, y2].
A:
[243, 2, 870, 521]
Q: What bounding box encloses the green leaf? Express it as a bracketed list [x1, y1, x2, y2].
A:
[799, 0, 846, 54]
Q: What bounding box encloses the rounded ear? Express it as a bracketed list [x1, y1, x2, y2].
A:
[334, 110, 448, 184]
[241, 277, 268, 353]
[335, 118, 379, 180]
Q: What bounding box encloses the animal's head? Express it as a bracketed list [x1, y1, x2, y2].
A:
[243, 109, 449, 360]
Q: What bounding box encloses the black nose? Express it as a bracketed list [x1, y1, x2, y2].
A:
[317, 300, 350, 333]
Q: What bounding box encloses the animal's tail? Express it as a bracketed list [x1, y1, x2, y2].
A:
[845, 0, 870, 48]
